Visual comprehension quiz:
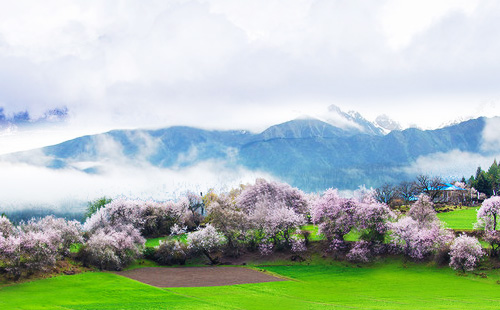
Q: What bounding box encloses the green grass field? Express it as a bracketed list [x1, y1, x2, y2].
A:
[437, 207, 479, 230]
[145, 234, 187, 248]
[2, 258, 500, 309]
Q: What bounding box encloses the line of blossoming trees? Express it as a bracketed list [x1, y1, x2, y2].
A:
[1, 179, 500, 279]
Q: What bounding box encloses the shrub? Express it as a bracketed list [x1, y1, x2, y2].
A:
[154, 239, 187, 265]
[449, 234, 484, 272]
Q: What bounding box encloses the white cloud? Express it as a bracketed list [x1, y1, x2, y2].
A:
[482, 117, 500, 153]
[0, 0, 500, 148]
[0, 159, 276, 211]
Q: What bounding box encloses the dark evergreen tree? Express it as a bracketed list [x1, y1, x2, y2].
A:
[476, 172, 493, 197]
[488, 159, 499, 195]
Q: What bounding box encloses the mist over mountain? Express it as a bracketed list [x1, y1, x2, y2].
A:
[4, 111, 499, 198]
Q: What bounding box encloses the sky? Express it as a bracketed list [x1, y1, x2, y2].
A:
[1, 0, 500, 154]
[1, 0, 500, 209]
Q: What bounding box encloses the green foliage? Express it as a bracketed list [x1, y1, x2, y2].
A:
[85, 196, 112, 219]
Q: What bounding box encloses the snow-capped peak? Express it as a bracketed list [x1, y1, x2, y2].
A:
[374, 114, 402, 133]
[323, 104, 384, 136]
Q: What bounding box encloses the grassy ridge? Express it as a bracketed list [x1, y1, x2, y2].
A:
[2, 259, 500, 309]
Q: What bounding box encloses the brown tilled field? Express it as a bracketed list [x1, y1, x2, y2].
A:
[116, 266, 286, 287]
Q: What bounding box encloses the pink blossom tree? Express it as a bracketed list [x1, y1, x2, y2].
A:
[21, 216, 83, 256]
[449, 234, 483, 272]
[83, 198, 186, 237]
[78, 224, 145, 270]
[205, 193, 250, 256]
[390, 216, 453, 261]
[475, 196, 500, 256]
[390, 196, 453, 261]
[0, 230, 59, 279]
[186, 224, 226, 264]
[236, 179, 308, 250]
[353, 200, 395, 244]
[407, 194, 438, 228]
[476, 196, 500, 231]
[311, 188, 355, 248]
[237, 179, 308, 215]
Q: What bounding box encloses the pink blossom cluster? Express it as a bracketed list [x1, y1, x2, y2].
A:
[237, 178, 308, 215]
[21, 216, 83, 256]
[84, 198, 187, 237]
[449, 234, 483, 272]
[0, 215, 14, 237]
[354, 200, 395, 242]
[346, 241, 372, 263]
[258, 240, 274, 256]
[290, 236, 307, 253]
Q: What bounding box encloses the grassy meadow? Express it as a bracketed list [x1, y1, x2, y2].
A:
[437, 207, 479, 230]
[2, 206, 497, 309]
[2, 258, 500, 309]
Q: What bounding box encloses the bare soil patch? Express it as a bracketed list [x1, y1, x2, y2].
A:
[116, 266, 286, 287]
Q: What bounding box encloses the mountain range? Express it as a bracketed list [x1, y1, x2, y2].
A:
[3, 106, 497, 192]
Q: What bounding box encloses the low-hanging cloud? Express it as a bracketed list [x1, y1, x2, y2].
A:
[0, 159, 276, 212]
[481, 117, 500, 153]
[399, 149, 500, 179]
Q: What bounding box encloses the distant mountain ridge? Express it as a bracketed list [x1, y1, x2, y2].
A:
[3, 114, 497, 192]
